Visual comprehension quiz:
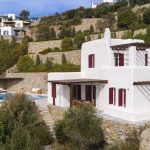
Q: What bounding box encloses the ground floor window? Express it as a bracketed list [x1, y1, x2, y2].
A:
[118, 89, 126, 107]
[109, 88, 116, 105]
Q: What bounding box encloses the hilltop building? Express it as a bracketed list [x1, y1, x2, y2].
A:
[48, 28, 150, 122]
[0, 13, 31, 42]
[91, 0, 116, 8]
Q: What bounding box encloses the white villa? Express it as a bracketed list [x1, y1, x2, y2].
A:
[0, 13, 30, 42]
[48, 28, 150, 122]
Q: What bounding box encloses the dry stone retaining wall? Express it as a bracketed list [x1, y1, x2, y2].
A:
[30, 50, 81, 65]
[5, 73, 48, 93]
[28, 40, 62, 54]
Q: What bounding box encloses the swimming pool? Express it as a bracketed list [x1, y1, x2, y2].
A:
[0, 93, 47, 101]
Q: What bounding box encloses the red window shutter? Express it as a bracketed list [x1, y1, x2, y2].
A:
[109, 88, 113, 104]
[119, 53, 124, 66]
[52, 83, 56, 98]
[124, 90, 126, 108]
[145, 53, 148, 66]
[119, 89, 123, 106]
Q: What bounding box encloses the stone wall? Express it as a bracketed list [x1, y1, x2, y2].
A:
[28, 40, 62, 54]
[5, 73, 48, 93]
[48, 105, 150, 149]
[74, 18, 100, 32]
[30, 50, 81, 65]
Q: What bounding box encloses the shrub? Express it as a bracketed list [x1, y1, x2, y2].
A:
[54, 47, 61, 52]
[74, 33, 85, 49]
[55, 120, 69, 144]
[54, 105, 105, 149]
[39, 48, 53, 54]
[35, 54, 41, 65]
[17, 55, 34, 72]
[0, 94, 52, 148]
[61, 53, 67, 64]
[117, 8, 137, 29]
[61, 38, 73, 51]
[143, 8, 150, 25]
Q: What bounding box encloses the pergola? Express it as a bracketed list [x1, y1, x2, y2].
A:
[48, 79, 108, 107]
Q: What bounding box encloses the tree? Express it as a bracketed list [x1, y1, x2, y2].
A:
[55, 105, 105, 149]
[0, 94, 52, 148]
[61, 38, 73, 51]
[17, 56, 34, 72]
[50, 27, 56, 40]
[143, 8, 150, 25]
[117, 8, 137, 29]
[90, 25, 94, 33]
[19, 10, 30, 20]
[74, 33, 85, 49]
[35, 55, 41, 66]
[46, 57, 53, 69]
[62, 54, 67, 64]
[36, 23, 51, 41]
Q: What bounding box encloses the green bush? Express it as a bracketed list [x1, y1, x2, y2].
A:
[55, 120, 69, 144]
[54, 105, 105, 149]
[74, 33, 85, 49]
[17, 55, 34, 72]
[143, 8, 150, 25]
[61, 38, 73, 51]
[39, 48, 53, 54]
[117, 8, 137, 29]
[0, 94, 52, 148]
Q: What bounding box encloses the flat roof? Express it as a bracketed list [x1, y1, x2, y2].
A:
[48, 79, 108, 85]
[111, 42, 150, 50]
[133, 81, 150, 85]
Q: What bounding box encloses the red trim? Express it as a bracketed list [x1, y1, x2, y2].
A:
[119, 53, 124, 66]
[119, 89, 123, 106]
[52, 83, 56, 105]
[109, 88, 113, 104]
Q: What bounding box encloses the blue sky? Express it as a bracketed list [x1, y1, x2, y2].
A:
[0, 0, 102, 18]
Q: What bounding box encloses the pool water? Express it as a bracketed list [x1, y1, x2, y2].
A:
[0, 93, 47, 101]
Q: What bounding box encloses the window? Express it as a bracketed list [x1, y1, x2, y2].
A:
[3, 31, 9, 35]
[145, 52, 148, 66]
[88, 54, 95, 68]
[109, 88, 116, 105]
[118, 89, 126, 107]
[114, 53, 124, 66]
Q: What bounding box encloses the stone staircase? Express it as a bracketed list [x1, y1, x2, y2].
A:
[35, 99, 55, 138]
[40, 109, 55, 138]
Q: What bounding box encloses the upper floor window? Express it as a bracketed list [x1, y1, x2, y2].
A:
[88, 54, 95, 68]
[118, 89, 126, 107]
[109, 88, 116, 105]
[114, 53, 124, 66]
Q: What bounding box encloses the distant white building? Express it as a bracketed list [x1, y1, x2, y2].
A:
[91, 0, 116, 8]
[91, 2, 98, 8]
[103, 0, 115, 3]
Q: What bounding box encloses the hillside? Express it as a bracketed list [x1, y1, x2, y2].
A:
[1, 0, 150, 74]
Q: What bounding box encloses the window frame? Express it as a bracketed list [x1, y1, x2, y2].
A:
[109, 88, 116, 105]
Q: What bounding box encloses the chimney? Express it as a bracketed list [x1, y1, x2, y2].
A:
[104, 28, 111, 46]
